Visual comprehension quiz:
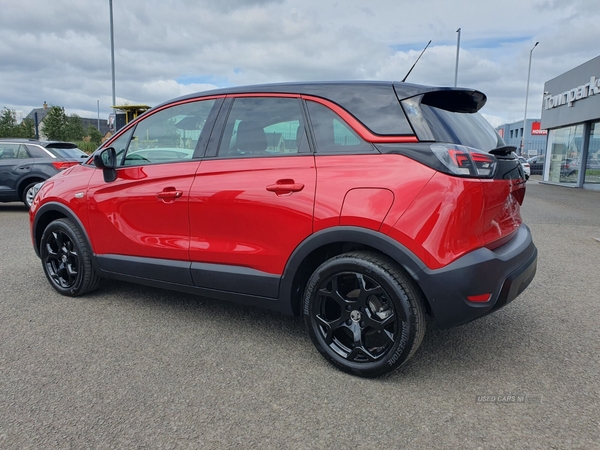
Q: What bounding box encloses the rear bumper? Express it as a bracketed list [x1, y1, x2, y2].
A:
[415, 224, 537, 328]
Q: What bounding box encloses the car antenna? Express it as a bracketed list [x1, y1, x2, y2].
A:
[401, 40, 432, 82]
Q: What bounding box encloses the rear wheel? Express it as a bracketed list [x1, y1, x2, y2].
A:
[303, 251, 425, 378]
[40, 218, 101, 296]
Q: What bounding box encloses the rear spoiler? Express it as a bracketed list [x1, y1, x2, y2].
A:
[421, 90, 486, 113]
[394, 83, 487, 113]
[44, 142, 78, 149]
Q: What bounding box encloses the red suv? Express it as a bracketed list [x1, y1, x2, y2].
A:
[30, 81, 537, 377]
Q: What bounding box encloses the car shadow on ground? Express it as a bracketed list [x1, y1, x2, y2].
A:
[0, 203, 29, 212]
[89, 279, 308, 337]
[392, 308, 534, 380]
[90, 279, 533, 379]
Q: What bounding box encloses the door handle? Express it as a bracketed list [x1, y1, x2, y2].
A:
[156, 188, 183, 201]
[266, 179, 305, 195]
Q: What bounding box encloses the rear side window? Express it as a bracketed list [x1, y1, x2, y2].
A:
[306, 101, 375, 154]
[217, 97, 309, 157]
[26, 144, 53, 158]
[15, 145, 30, 159]
[313, 83, 414, 135]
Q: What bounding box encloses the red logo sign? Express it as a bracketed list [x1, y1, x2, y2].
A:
[497, 128, 504, 138]
[531, 121, 547, 135]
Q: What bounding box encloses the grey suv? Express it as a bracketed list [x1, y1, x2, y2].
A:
[0, 139, 88, 208]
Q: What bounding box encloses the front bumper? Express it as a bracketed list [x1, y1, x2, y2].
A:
[415, 224, 537, 328]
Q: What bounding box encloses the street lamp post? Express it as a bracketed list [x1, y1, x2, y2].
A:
[109, 0, 116, 108]
[521, 41, 539, 156]
[454, 28, 461, 87]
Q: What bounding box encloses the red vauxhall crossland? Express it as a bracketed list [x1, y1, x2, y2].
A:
[30, 81, 537, 377]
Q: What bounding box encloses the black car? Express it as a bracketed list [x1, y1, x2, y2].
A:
[527, 155, 545, 175]
[0, 139, 88, 208]
[560, 158, 579, 177]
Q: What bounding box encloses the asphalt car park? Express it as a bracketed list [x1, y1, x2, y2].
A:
[0, 177, 598, 448]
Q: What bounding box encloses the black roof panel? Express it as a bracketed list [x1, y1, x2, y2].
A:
[152, 81, 486, 137]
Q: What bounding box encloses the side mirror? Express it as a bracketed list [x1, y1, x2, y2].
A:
[94, 147, 117, 182]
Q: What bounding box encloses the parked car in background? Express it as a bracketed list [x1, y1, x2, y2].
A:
[560, 158, 579, 177]
[518, 156, 530, 180]
[44, 144, 89, 160]
[30, 81, 537, 377]
[528, 155, 545, 175]
[0, 139, 88, 208]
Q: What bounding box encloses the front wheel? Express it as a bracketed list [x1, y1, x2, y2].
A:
[22, 182, 39, 208]
[40, 218, 101, 296]
[303, 252, 425, 378]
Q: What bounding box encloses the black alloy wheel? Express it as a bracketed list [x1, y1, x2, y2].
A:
[304, 251, 425, 378]
[40, 218, 100, 296]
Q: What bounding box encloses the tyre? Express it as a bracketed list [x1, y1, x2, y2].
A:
[40, 218, 101, 296]
[303, 251, 425, 378]
[22, 182, 39, 208]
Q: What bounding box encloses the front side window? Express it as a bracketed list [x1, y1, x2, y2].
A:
[121, 100, 216, 166]
[305, 101, 375, 154]
[217, 97, 309, 157]
[106, 128, 134, 166]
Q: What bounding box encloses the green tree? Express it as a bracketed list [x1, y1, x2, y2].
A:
[42, 107, 88, 142]
[17, 118, 35, 138]
[42, 106, 68, 140]
[0, 108, 36, 138]
[0, 107, 18, 137]
[65, 114, 85, 141]
[85, 125, 103, 146]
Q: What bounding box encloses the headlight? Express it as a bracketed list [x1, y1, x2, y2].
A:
[32, 182, 45, 199]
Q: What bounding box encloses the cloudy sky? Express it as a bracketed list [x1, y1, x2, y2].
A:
[2, 0, 599, 128]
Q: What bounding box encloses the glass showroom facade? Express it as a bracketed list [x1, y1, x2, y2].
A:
[541, 55, 600, 190]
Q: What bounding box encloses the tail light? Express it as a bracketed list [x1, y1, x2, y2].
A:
[430, 144, 497, 178]
[51, 161, 80, 171]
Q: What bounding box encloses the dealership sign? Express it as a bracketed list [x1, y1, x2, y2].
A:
[544, 76, 600, 109]
[531, 121, 547, 135]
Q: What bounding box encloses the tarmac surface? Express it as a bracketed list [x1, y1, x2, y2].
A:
[1, 175, 599, 449]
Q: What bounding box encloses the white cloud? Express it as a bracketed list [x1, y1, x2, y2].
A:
[1, 0, 599, 126]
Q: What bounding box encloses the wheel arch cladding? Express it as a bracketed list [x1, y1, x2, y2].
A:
[33, 202, 93, 260]
[281, 226, 429, 316]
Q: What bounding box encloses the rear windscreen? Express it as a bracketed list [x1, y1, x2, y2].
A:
[48, 147, 87, 158]
[421, 105, 505, 151]
[400, 91, 505, 152]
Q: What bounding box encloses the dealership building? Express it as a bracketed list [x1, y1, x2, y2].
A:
[496, 119, 547, 157]
[539, 55, 600, 189]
